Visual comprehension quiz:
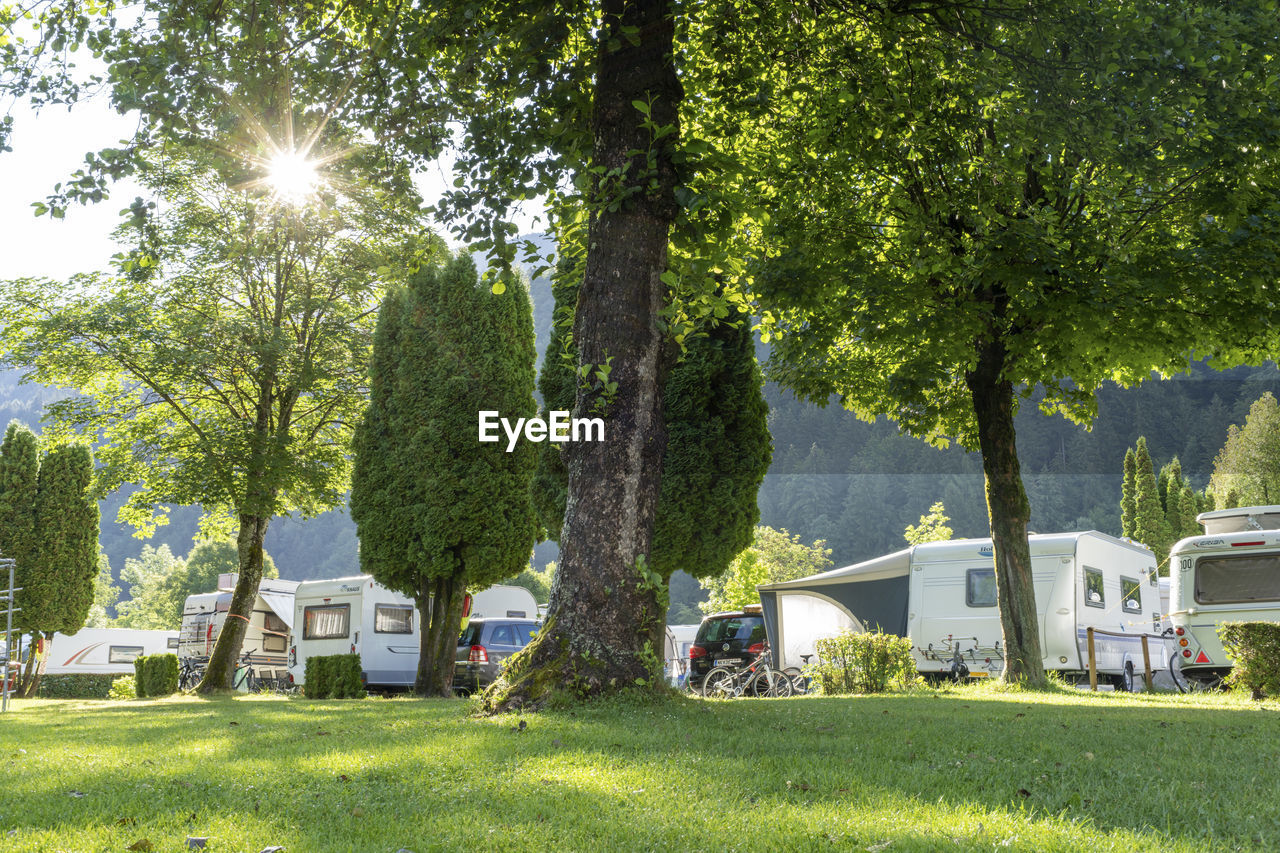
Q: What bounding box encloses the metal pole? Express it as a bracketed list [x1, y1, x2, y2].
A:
[2, 558, 17, 713]
[1141, 635, 1153, 692]
[1087, 627, 1097, 692]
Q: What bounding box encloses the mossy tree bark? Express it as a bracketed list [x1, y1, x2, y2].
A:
[483, 0, 679, 712]
[967, 340, 1047, 688]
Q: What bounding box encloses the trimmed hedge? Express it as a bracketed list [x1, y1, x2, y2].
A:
[134, 657, 148, 698]
[304, 654, 365, 699]
[1218, 622, 1280, 700]
[133, 653, 179, 698]
[35, 673, 116, 699]
[812, 629, 919, 695]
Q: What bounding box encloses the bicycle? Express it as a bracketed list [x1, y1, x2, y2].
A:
[702, 643, 793, 699]
[781, 654, 815, 695]
[178, 658, 205, 691]
[232, 648, 263, 692]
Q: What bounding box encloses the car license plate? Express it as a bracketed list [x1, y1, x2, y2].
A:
[968, 671, 989, 678]
[716, 658, 742, 667]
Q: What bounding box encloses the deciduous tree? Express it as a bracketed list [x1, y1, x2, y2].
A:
[1210, 393, 1280, 508]
[905, 502, 953, 546]
[730, 2, 1280, 685]
[0, 145, 431, 691]
[700, 527, 832, 614]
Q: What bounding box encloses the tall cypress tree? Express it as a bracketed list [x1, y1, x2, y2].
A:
[1134, 437, 1173, 569]
[0, 422, 40, 633]
[532, 273, 772, 589]
[1176, 485, 1198, 543]
[32, 444, 98, 635]
[1121, 447, 1137, 539]
[1161, 457, 1185, 540]
[351, 254, 538, 696]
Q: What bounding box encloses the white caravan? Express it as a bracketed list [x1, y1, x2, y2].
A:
[1169, 505, 1280, 685]
[288, 577, 537, 690]
[178, 576, 299, 683]
[45, 628, 179, 675]
[759, 531, 1167, 690]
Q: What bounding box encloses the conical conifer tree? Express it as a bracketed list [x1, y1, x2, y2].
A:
[1134, 437, 1173, 569]
[0, 422, 40, 633]
[1121, 447, 1137, 539]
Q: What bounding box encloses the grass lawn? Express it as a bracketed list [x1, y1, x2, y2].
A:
[1, 685, 1278, 852]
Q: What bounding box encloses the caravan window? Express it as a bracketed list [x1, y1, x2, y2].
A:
[1085, 567, 1105, 608]
[108, 645, 144, 663]
[1195, 554, 1280, 604]
[167, 637, 179, 650]
[966, 569, 997, 608]
[375, 605, 414, 634]
[303, 604, 350, 640]
[1120, 577, 1142, 614]
[262, 612, 289, 652]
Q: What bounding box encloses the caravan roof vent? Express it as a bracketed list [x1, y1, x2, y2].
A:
[1196, 506, 1280, 534]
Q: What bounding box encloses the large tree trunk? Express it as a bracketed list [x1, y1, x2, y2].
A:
[414, 573, 467, 697]
[483, 0, 680, 712]
[196, 512, 270, 692]
[967, 341, 1048, 687]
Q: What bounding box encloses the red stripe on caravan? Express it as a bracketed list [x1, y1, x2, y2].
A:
[64, 643, 103, 666]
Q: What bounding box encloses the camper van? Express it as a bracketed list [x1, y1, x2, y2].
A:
[288, 577, 537, 690]
[1168, 505, 1280, 686]
[178, 576, 299, 686]
[759, 531, 1167, 690]
[44, 628, 179, 675]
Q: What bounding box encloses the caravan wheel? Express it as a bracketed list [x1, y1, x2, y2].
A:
[1111, 661, 1135, 693]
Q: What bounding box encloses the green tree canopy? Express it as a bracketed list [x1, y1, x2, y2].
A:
[351, 253, 539, 696]
[700, 527, 833, 614]
[904, 502, 954, 546]
[724, 1, 1280, 685]
[0, 143, 434, 690]
[1210, 393, 1280, 508]
[114, 545, 186, 631]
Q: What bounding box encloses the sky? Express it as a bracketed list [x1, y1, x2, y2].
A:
[0, 98, 545, 283]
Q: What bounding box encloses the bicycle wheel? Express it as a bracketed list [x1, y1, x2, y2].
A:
[702, 666, 737, 698]
[782, 666, 807, 695]
[749, 667, 793, 698]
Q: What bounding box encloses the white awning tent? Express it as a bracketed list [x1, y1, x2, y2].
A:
[757, 548, 913, 669]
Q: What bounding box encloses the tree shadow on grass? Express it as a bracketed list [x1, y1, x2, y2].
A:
[3, 690, 1278, 851]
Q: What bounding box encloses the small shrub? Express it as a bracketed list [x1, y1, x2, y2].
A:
[108, 675, 137, 700]
[35, 674, 116, 699]
[304, 654, 364, 699]
[147, 654, 180, 697]
[1218, 622, 1280, 700]
[134, 657, 148, 698]
[812, 629, 918, 695]
[330, 654, 365, 699]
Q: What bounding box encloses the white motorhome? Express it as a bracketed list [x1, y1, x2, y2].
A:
[1168, 505, 1280, 685]
[45, 628, 179, 675]
[759, 531, 1167, 690]
[288, 577, 537, 690]
[178, 575, 299, 684]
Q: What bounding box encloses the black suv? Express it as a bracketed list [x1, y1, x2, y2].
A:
[688, 608, 766, 688]
[453, 618, 539, 694]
